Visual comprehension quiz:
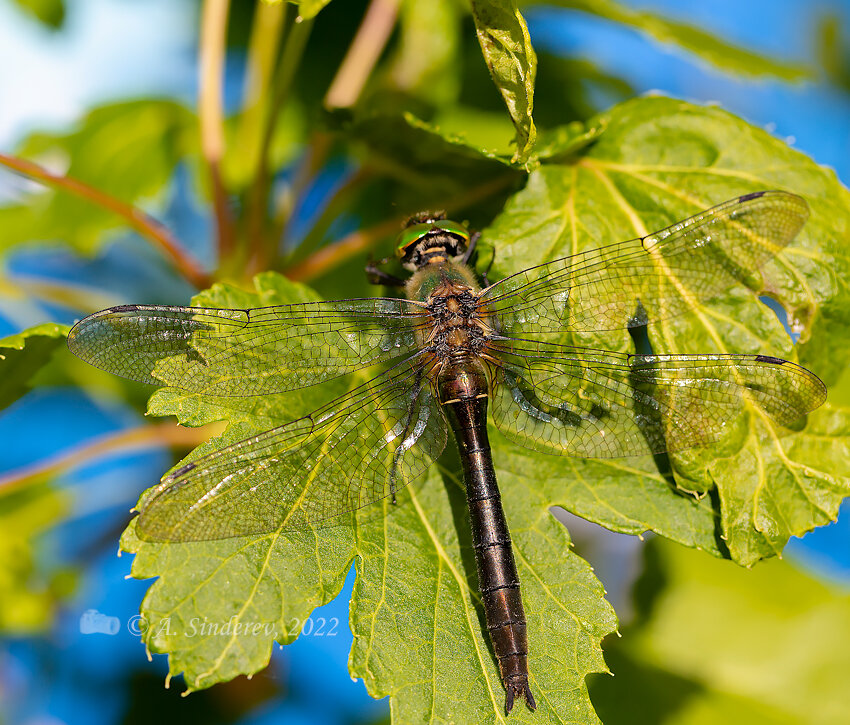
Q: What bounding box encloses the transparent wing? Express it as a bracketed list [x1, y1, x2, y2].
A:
[488, 338, 826, 458]
[136, 356, 448, 541]
[480, 191, 809, 334]
[67, 299, 428, 396]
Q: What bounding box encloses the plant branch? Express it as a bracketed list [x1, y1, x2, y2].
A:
[274, 0, 401, 263]
[0, 153, 210, 288]
[285, 215, 401, 282]
[0, 423, 219, 494]
[247, 14, 314, 272]
[274, 129, 332, 256]
[280, 166, 373, 267]
[324, 0, 401, 109]
[200, 0, 236, 261]
[285, 173, 516, 281]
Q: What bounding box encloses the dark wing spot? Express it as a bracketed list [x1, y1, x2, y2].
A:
[755, 354, 786, 365]
[111, 304, 140, 312]
[738, 191, 766, 202]
[166, 462, 196, 481]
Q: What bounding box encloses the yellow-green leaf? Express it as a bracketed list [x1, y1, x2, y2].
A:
[471, 0, 538, 164]
[485, 96, 850, 565]
[0, 322, 70, 410]
[591, 537, 850, 724]
[122, 272, 617, 721]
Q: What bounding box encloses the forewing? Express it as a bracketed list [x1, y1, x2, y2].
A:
[488, 340, 826, 458]
[135, 357, 448, 541]
[481, 191, 809, 334]
[67, 299, 427, 395]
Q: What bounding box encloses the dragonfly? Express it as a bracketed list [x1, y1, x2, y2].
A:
[67, 190, 826, 714]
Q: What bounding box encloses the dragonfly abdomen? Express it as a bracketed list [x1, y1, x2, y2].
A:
[440, 365, 536, 714]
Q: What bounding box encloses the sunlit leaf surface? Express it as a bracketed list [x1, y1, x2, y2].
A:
[116, 97, 848, 720]
[486, 96, 850, 565]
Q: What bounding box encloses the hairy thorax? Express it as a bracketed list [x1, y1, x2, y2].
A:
[406, 261, 495, 396]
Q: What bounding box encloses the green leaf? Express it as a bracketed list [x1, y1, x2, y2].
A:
[590, 537, 850, 724]
[484, 96, 850, 565]
[351, 466, 615, 722]
[534, 116, 607, 162]
[547, 0, 810, 81]
[0, 100, 197, 256]
[342, 108, 518, 170]
[119, 97, 848, 720]
[11, 0, 65, 29]
[0, 322, 70, 410]
[471, 0, 538, 164]
[122, 272, 617, 721]
[336, 109, 523, 214]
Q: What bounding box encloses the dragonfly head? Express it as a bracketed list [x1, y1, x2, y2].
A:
[396, 212, 471, 271]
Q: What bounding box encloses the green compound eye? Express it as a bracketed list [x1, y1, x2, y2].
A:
[395, 223, 433, 257]
[434, 219, 470, 241]
[394, 219, 471, 258]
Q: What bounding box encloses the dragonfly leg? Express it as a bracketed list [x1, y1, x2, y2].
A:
[461, 230, 481, 264]
[462, 232, 496, 287]
[387, 371, 426, 507]
[366, 258, 405, 287]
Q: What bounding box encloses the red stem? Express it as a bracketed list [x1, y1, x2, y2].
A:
[0, 152, 210, 289]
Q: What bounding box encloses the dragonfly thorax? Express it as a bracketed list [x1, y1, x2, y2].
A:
[412, 267, 490, 361]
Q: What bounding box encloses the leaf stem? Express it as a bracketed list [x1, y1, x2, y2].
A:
[237, 0, 287, 181]
[324, 0, 401, 109]
[200, 0, 237, 262]
[0, 423, 218, 494]
[277, 166, 372, 268]
[285, 172, 516, 281]
[274, 0, 401, 265]
[285, 216, 401, 282]
[247, 14, 314, 273]
[273, 128, 332, 257]
[0, 153, 210, 288]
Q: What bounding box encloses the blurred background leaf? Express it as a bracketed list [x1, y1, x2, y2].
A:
[589, 536, 850, 724]
[0, 101, 199, 257]
[0, 475, 74, 633]
[0, 322, 69, 410]
[816, 11, 850, 93]
[11, 0, 64, 29]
